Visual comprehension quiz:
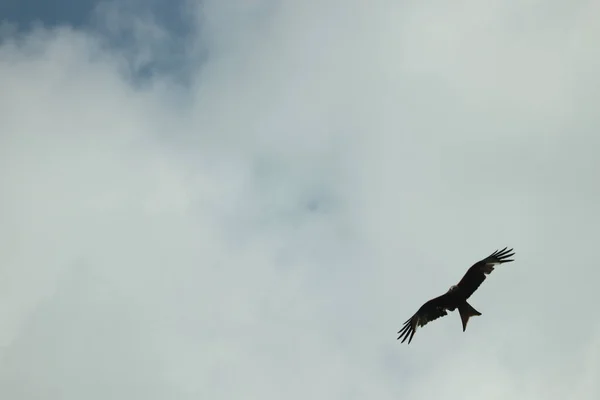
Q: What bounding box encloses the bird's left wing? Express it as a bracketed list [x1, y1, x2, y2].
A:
[456, 247, 515, 299]
[397, 293, 454, 344]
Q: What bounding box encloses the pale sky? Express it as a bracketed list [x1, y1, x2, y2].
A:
[1, 1, 599, 399]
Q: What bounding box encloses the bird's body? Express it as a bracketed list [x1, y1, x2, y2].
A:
[397, 247, 515, 344]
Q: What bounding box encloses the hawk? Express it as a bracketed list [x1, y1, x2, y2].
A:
[397, 247, 515, 344]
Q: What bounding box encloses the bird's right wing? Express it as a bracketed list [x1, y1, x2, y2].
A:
[397, 294, 453, 344]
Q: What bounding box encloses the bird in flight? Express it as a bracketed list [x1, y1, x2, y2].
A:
[397, 247, 515, 344]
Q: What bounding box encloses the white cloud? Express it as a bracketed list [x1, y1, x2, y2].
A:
[0, 0, 599, 399]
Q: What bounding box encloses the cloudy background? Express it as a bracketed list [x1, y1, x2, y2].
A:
[1, 0, 599, 398]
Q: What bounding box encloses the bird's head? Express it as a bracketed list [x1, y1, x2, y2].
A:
[448, 285, 459, 293]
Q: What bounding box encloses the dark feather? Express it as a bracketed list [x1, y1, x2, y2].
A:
[397, 293, 456, 344]
[456, 247, 515, 299]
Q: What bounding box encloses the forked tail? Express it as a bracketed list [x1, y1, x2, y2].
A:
[458, 301, 481, 332]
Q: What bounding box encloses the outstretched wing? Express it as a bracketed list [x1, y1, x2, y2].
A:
[397, 293, 456, 344]
[456, 247, 515, 300]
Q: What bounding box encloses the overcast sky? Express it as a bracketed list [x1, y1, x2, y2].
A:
[1, 0, 599, 399]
